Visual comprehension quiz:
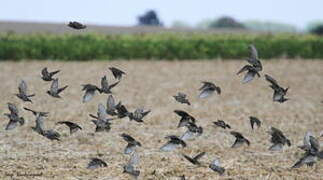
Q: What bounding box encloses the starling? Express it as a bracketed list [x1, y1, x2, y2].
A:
[100, 75, 119, 94]
[237, 65, 261, 84]
[16, 80, 35, 103]
[106, 95, 121, 116]
[213, 120, 231, 129]
[160, 135, 186, 152]
[68, 21, 86, 30]
[127, 108, 150, 123]
[41, 129, 60, 141]
[116, 104, 129, 119]
[209, 158, 225, 175]
[268, 127, 291, 151]
[182, 152, 205, 166]
[174, 110, 196, 128]
[180, 122, 203, 141]
[123, 152, 140, 178]
[230, 131, 250, 148]
[41, 67, 60, 81]
[109, 67, 126, 80]
[198, 81, 221, 99]
[89, 103, 114, 132]
[173, 92, 191, 105]
[81, 84, 101, 103]
[87, 158, 107, 169]
[120, 133, 142, 154]
[249, 116, 261, 129]
[4, 103, 24, 130]
[56, 121, 82, 134]
[47, 78, 68, 98]
[265, 74, 289, 103]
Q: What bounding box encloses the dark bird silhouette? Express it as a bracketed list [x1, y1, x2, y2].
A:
[120, 133, 142, 154]
[174, 110, 196, 128]
[173, 92, 191, 105]
[237, 44, 263, 83]
[56, 121, 82, 134]
[87, 158, 107, 169]
[28, 111, 60, 141]
[127, 108, 151, 123]
[81, 84, 101, 103]
[109, 67, 126, 80]
[249, 116, 261, 129]
[265, 74, 289, 103]
[209, 158, 225, 175]
[180, 122, 203, 140]
[268, 127, 291, 151]
[106, 95, 121, 116]
[123, 152, 140, 178]
[116, 104, 129, 119]
[41, 67, 60, 81]
[213, 120, 231, 129]
[182, 152, 205, 166]
[4, 103, 24, 130]
[230, 131, 250, 148]
[160, 135, 186, 151]
[68, 21, 87, 30]
[100, 75, 119, 94]
[198, 81, 221, 99]
[47, 78, 68, 98]
[16, 80, 35, 103]
[89, 104, 114, 132]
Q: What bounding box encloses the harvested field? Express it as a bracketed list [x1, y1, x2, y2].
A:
[0, 60, 322, 180]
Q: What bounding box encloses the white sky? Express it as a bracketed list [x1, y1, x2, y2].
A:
[1, 0, 322, 28]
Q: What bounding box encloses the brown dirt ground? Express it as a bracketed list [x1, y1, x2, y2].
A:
[0, 60, 322, 180]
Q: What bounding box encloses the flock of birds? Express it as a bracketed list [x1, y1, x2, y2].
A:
[2, 21, 323, 179]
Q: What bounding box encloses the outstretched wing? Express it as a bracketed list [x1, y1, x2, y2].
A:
[18, 80, 28, 95]
[50, 79, 59, 93]
[249, 44, 258, 59]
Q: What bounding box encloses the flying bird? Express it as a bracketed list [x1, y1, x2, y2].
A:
[41, 129, 61, 141]
[89, 104, 114, 132]
[127, 108, 151, 123]
[180, 122, 203, 141]
[123, 152, 140, 178]
[87, 158, 107, 169]
[265, 74, 289, 103]
[237, 44, 263, 83]
[47, 78, 68, 98]
[41, 67, 60, 81]
[106, 95, 121, 116]
[100, 75, 119, 94]
[268, 127, 291, 151]
[116, 104, 129, 119]
[16, 80, 35, 103]
[230, 131, 250, 148]
[182, 152, 205, 166]
[68, 21, 87, 30]
[160, 135, 186, 152]
[174, 110, 196, 128]
[81, 84, 101, 103]
[198, 81, 221, 99]
[120, 133, 142, 154]
[213, 120, 231, 129]
[4, 103, 25, 130]
[56, 121, 82, 134]
[173, 92, 191, 105]
[249, 116, 261, 129]
[209, 158, 225, 175]
[109, 67, 126, 80]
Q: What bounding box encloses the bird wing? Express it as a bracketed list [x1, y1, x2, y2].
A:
[18, 80, 28, 95]
[249, 44, 258, 59]
[107, 95, 116, 110]
[8, 103, 18, 115]
[97, 103, 107, 121]
[160, 142, 178, 152]
[128, 152, 140, 167]
[41, 67, 48, 77]
[101, 76, 109, 89]
[198, 88, 214, 99]
[83, 90, 95, 103]
[194, 152, 206, 160]
[265, 74, 278, 86]
[50, 78, 59, 93]
[242, 71, 256, 84]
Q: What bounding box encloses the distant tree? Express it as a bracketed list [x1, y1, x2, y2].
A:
[209, 16, 245, 29]
[310, 25, 323, 35]
[137, 10, 163, 26]
[244, 20, 298, 33]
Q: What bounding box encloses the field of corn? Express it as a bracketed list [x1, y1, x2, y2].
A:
[0, 60, 322, 179]
[1, 33, 323, 60]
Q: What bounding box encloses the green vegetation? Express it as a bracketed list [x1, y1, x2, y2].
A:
[0, 33, 323, 60]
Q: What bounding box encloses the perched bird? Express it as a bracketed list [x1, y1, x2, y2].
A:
[209, 158, 225, 175]
[174, 110, 196, 128]
[160, 135, 186, 152]
[89, 104, 114, 132]
[120, 133, 142, 154]
[292, 132, 320, 168]
[87, 158, 107, 169]
[249, 116, 261, 129]
[4, 103, 24, 130]
[268, 127, 291, 151]
[81, 84, 101, 103]
[106, 95, 121, 116]
[56, 121, 82, 134]
[123, 152, 140, 178]
[182, 152, 205, 166]
[109, 67, 126, 80]
[47, 78, 68, 98]
[41, 67, 60, 81]
[180, 122, 203, 141]
[230, 131, 250, 148]
[127, 108, 151, 123]
[237, 44, 263, 83]
[198, 81, 221, 99]
[16, 80, 35, 103]
[173, 92, 191, 105]
[265, 74, 289, 103]
[213, 120, 231, 129]
[100, 75, 119, 94]
[68, 21, 86, 30]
